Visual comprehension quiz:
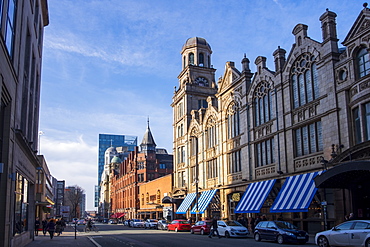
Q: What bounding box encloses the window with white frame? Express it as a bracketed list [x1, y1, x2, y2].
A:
[353, 102, 370, 144]
[294, 121, 323, 157]
[357, 47, 370, 78]
[291, 53, 319, 108]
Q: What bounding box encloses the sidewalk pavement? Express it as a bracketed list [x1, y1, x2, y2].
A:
[25, 226, 98, 247]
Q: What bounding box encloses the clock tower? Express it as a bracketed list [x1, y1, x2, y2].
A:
[171, 37, 217, 195]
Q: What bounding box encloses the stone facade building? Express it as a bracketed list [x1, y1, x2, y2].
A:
[171, 5, 370, 233]
[0, 0, 49, 246]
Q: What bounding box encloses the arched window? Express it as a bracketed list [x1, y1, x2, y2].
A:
[146, 192, 149, 203]
[291, 53, 319, 108]
[208, 55, 211, 68]
[227, 103, 240, 138]
[206, 118, 217, 148]
[183, 56, 186, 69]
[141, 194, 144, 205]
[189, 53, 194, 65]
[254, 81, 273, 126]
[357, 48, 370, 78]
[199, 53, 204, 66]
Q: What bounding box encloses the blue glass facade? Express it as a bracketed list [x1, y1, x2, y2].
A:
[97, 134, 137, 191]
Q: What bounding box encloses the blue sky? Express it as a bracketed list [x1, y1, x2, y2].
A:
[39, 0, 364, 210]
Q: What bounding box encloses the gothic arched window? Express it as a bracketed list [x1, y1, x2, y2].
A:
[357, 47, 370, 78]
[254, 81, 273, 126]
[291, 53, 319, 108]
[227, 102, 240, 138]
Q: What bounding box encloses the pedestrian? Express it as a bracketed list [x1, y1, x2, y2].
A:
[46, 219, 56, 239]
[255, 215, 261, 226]
[34, 217, 40, 236]
[208, 216, 221, 239]
[60, 218, 66, 234]
[248, 216, 255, 233]
[55, 220, 62, 236]
[42, 219, 48, 236]
[348, 213, 356, 220]
[261, 215, 267, 221]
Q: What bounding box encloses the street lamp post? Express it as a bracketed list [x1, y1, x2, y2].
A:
[191, 136, 199, 222]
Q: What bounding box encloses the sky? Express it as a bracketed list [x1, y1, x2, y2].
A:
[39, 0, 364, 211]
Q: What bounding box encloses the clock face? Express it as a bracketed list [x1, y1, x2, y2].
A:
[194, 77, 209, 86]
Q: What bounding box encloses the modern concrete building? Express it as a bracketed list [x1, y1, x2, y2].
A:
[172, 5, 370, 233]
[0, 0, 49, 246]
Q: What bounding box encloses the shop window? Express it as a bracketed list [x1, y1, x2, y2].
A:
[14, 173, 29, 235]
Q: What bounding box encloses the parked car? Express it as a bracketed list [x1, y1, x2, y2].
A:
[77, 219, 86, 225]
[102, 218, 109, 224]
[144, 219, 158, 229]
[167, 219, 191, 232]
[157, 220, 169, 230]
[254, 220, 308, 244]
[191, 220, 212, 235]
[130, 219, 144, 228]
[217, 220, 249, 238]
[109, 219, 118, 224]
[315, 220, 370, 247]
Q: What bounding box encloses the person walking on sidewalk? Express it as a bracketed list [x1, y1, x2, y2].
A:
[34, 217, 40, 236]
[208, 216, 221, 239]
[46, 219, 56, 239]
[42, 219, 47, 236]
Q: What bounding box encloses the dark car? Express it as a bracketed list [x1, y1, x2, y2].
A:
[190, 220, 212, 235]
[254, 221, 309, 244]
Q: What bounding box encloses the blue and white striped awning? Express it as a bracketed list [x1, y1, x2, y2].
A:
[235, 179, 276, 213]
[270, 171, 324, 213]
[190, 189, 218, 214]
[175, 193, 196, 214]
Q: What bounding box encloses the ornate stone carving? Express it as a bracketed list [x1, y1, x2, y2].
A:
[359, 80, 370, 92]
[255, 165, 276, 178]
[292, 101, 319, 124]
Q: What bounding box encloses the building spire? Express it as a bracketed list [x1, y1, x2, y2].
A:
[140, 117, 156, 153]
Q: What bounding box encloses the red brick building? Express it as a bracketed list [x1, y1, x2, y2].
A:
[110, 121, 173, 219]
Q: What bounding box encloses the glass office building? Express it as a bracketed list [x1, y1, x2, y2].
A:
[97, 134, 137, 195]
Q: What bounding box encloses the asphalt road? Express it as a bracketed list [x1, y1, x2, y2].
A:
[78, 223, 317, 247]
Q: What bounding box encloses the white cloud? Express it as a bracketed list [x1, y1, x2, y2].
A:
[40, 135, 97, 210]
